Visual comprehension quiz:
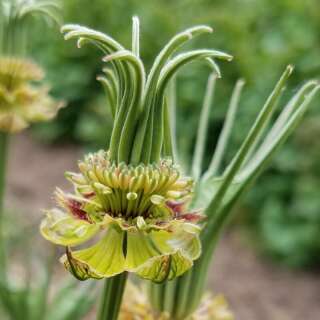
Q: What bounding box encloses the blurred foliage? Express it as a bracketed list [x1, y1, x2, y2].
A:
[0, 209, 95, 320]
[29, 0, 320, 267]
[245, 116, 320, 267]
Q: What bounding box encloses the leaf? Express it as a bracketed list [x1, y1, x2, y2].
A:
[45, 280, 95, 320]
[192, 176, 243, 212]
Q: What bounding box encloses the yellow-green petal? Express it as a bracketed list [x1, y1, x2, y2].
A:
[136, 250, 193, 283]
[152, 227, 201, 261]
[40, 209, 99, 246]
[62, 226, 126, 279]
[126, 228, 201, 282]
[125, 230, 162, 272]
[60, 248, 104, 281]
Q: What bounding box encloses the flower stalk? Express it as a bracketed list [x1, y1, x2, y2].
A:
[0, 132, 8, 280]
[0, 132, 8, 216]
[98, 272, 128, 320]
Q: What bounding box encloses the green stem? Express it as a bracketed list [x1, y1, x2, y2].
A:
[0, 132, 8, 281]
[97, 272, 128, 320]
[0, 132, 8, 216]
[191, 73, 216, 180]
[163, 102, 172, 158]
[167, 77, 178, 162]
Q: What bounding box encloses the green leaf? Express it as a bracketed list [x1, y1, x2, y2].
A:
[192, 176, 242, 212]
[45, 281, 95, 320]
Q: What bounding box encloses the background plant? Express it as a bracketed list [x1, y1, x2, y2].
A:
[0, 1, 94, 319]
[0, 225, 95, 320]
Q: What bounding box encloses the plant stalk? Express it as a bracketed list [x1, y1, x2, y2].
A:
[0, 132, 9, 281]
[97, 272, 128, 320]
[0, 132, 8, 215]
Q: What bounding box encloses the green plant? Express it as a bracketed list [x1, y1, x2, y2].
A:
[30, 0, 320, 145]
[147, 67, 319, 319]
[0, 248, 95, 320]
[0, 2, 94, 319]
[29, 2, 320, 269]
[0, 0, 62, 278]
[40, 17, 232, 319]
[40, 17, 319, 319]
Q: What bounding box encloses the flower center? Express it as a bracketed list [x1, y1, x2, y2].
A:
[65, 151, 193, 222]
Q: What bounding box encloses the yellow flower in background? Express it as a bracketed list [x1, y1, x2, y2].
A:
[192, 293, 234, 320]
[119, 282, 234, 320]
[0, 57, 64, 133]
[119, 282, 170, 320]
[41, 150, 204, 282]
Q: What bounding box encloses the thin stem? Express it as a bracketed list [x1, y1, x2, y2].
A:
[0, 132, 8, 216]
[36, 248, 56, 320]
[204, 66, 292, 225]
[132, 16, 140, 57]
[203, 79, 244, 180]
[191, 73, 217, 180]
[163, 100, 174, 159]
[167, 77, 178, 162]
[97, 272, 127, 320]
[0, 132, 8, 282]
[131, 26, 214, 164]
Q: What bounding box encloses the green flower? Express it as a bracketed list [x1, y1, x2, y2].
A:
[0, 57, 64, 133]
[41, 150, 204, 282]
[40, 17, 232, 285]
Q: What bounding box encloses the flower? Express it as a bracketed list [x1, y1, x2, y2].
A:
[40, 20, 232, 283]
[0, 57, 64, 133]
[119, 282, 169, 320]
[119, 282, 234, 320]
[193, 293, 234, 320]
[40, 150, 204, 282]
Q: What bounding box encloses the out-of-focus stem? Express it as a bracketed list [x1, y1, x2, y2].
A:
[0, 132, 8, 215]
[0, 132, 8, 281]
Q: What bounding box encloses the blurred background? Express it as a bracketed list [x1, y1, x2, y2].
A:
[4, 0, 320, 319]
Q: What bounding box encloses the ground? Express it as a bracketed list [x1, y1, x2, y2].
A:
[5, 133, 320, 320]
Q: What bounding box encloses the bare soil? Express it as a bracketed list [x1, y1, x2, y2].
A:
[5, 134, 320, 320]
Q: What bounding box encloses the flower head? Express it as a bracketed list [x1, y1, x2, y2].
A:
[0, 57, 64, 133]
[41, 150, 204, 282]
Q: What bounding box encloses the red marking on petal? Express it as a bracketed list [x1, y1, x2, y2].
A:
[177, 212, 206, 223]
[166, 200, 185, 214]
[67, 199, 90, 222]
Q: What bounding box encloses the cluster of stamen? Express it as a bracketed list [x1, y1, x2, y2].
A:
[64, 151, 193, 223]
